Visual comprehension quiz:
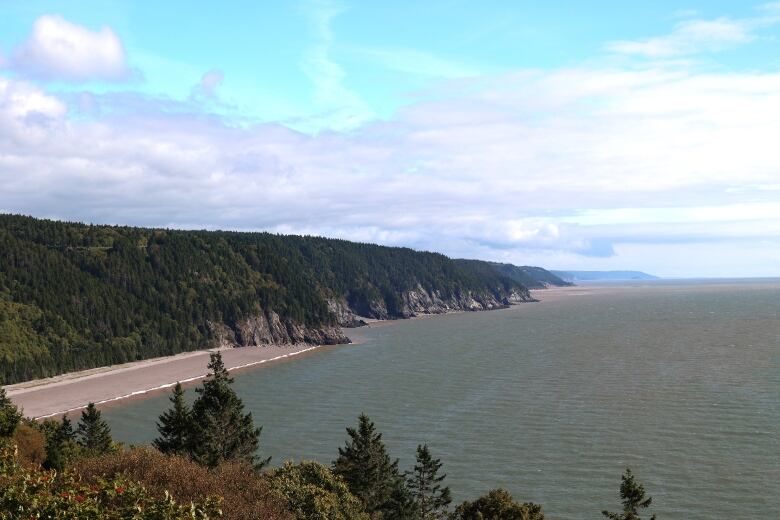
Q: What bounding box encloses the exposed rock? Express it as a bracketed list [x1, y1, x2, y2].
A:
[211, 310, 350, 349]
[327, 299, 367, 328]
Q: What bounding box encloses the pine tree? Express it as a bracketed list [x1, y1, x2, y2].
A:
[189, 352, 267, 468]
[76, 403, 113, 455]
[407, 444, 452, 519]
[0, 386, 22, 438]
[44, 415, 76, 471]
[153, 382, 192, 456]
[602, 468, 657, 520]
[333, 413, 409, 517]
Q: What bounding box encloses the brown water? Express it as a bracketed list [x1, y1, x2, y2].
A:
[104, 280, 780, 519]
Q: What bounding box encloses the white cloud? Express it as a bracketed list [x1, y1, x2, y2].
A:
[4, 31, 780, 274]
[300, 0, 374, 129]
[607, 17, 756, 57]
[190, 69, 224, 101]
[11, 15, 128, 82]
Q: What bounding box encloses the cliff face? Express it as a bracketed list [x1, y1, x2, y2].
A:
[209, 310, 350, 349]
[327, 284, 535, 327]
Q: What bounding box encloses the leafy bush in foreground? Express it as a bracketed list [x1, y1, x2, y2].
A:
[76, 447, 290, 520]
[0, 441, 222, 519]
[266, 460, 369, 520]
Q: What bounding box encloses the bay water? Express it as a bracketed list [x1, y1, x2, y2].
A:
[103, 280, 780, 519]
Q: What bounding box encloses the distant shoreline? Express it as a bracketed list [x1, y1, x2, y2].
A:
[6, 286, 587, 420]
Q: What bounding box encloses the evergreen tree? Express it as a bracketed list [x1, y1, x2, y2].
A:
[0, 386, 22, 438]
[44, 415, 76, 471]
[333, 413, 409, 517]
[406, 444, 451, 519]
[76, 403, 113, 455]
[602, 468, 657, 520]
[153, 382, 192, 456]
[190, 352, 267, 468]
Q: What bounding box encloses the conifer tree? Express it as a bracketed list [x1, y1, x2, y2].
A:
[602, 468, 657, 520]
[153, 382, 192, 456]
[407, 444, 452, 519]
[44, 415, 76, 471]
[76, 403, 113, 455]
[189, 352, 267, 468]
[333, 413, 410, 517]
[0, 386, 22, 438]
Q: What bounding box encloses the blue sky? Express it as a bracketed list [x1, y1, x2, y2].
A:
[1, 1, 780, 276]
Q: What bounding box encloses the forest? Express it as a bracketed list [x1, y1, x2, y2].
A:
[0, 214, 562, 384]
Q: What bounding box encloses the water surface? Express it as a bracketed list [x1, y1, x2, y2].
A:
[104, 280, 780, 519]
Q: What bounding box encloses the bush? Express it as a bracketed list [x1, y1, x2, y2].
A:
[76, 447, 291, 520]
[12, 422, 47, 467]
[0, 441, 221, 519]
[266, 460, 369, 520]
[453, 489, 544, 520]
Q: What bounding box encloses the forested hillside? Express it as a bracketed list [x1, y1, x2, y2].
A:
[0, 214, 537, 383]
[490, 263, 572, 288]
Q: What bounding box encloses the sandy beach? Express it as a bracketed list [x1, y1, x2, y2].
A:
[6, 343, 337, 420]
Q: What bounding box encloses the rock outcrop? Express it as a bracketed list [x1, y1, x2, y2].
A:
[327, 285, 535, 327]
[209, 310, 350, 349]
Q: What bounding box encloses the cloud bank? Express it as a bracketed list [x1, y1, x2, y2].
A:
[2, 10, 780, 276]
[10, 15, 129, 82]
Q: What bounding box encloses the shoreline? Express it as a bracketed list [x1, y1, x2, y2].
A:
[6, 286, 587, 420]
[7, 343, 339, 420]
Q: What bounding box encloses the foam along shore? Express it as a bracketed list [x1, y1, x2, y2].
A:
[6, 344, 332, 420]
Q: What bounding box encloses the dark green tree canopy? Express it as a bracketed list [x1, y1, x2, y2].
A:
[76, 403, 113, 455]
[333, 413, 410, 517]
[189, 352, 267, 469]
[0, 386, 22, 438]
[407, 444, 451, 519]
[602, 468, 657, 520]
[153, 382, 192, 456]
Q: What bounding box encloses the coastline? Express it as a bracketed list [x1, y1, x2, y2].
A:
[6, 286, 586, 420]
[6, 343, 338, 420]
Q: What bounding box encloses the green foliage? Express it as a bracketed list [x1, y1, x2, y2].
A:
[0, 387, 21, 438]
[407, 444, 451, 519]
[602, 468, 657, 520]
[0, 440, 222, 519]
[44, 415, 78, 471]
[333, 414, 411, 518]
[266, 460, 369, 520]
[77, 403, 113, 456]
[189, 352, 268, 469]
[452, 489, 544, 520]
[154, 382, 193, 456]
[0, 214, 527, 384]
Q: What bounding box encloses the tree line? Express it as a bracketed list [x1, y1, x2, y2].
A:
[0, 353, 658, 519]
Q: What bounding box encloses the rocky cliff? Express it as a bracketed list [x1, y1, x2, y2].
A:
[209, 310, 350, 349]
[327, 284, 535, 328]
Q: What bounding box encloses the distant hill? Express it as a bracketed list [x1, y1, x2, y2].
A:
[0, 214, 538, 384]
[552, 270, 659, 282]
[489, 263, 573, 288]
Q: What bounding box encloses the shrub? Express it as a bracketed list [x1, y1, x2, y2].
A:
[76, 447, 291, 520]
[12, 422, 47, 467]
[0, 441, 221, 519]
[266, 460, 369, 520]
[453, 489, 544, 520]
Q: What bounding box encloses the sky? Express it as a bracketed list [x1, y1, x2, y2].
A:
[1, 1, 780, 277]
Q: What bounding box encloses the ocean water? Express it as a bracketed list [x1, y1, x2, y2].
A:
[103, 280, 780, 519]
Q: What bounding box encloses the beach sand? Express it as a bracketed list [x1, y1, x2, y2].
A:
[6, 343, 339, 419]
